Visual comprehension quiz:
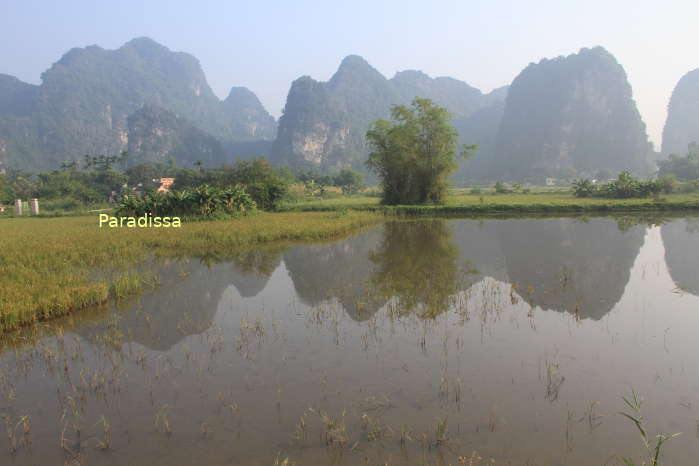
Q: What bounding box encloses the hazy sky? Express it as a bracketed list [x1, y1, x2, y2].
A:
[1, 0, 697, 148]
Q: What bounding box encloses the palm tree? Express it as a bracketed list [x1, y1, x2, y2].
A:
[166, 189, 193, 215]
[221, 185, 256, 213]
[115, 195, 142, 217]
[192, 184, 220, 216]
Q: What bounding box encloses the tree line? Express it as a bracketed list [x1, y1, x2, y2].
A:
[0, 157, 366, 211]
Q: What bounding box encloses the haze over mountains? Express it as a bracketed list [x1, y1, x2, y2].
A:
[0, 37, 276, 171]
[1, 37, 697, 181]
[662, 68, 699, 157]
[271, 54, 507, 177]
[492, 47, 655, 180]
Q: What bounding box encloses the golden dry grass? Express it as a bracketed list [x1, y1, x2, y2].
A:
[0, 211, 381, 332]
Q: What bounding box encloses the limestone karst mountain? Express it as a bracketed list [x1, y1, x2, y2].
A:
[126, 104, 227, 166]
[222, 86, 277, 141]
[272, 55, 507, 177]
[662, 68, 699, 158]
[491, 47, 654, 181]
[0, 37, 275, 170]
[0, 43, 663, 181]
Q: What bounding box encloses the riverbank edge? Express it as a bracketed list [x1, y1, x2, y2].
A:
[3, 203, 698, 333]
[278, 200, 699, 215]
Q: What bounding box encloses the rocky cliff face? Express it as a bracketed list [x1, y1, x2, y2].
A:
[0, 75, 39, 170]
[272, 55, 507, 174]
[491, 47, 654, 181]
[222, 87, 277, 140]
[126, 105, 227, 166]
[662, 68, 699, 157]
[0, 38, 275, 170]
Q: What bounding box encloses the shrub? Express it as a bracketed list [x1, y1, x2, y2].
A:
[571, 179, 597, 198]
[494, 181, 511, 194]
[573, 172, 662, 199]
[658, 174, 678, 194]
[115, 184, 256, 218]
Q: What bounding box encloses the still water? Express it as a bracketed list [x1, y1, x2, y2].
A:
[2, 216, 699, 465]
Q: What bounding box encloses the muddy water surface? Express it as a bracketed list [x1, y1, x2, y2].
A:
[2, 217, 699, 465]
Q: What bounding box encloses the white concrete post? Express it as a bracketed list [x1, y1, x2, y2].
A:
[14, 199, 22, 216]
[30, 198, 39, 215]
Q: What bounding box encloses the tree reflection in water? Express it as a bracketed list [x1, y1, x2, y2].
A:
[368, 220, 464, 319]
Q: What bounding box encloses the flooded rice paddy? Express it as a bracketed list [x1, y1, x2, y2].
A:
[2, 216, 699, 465]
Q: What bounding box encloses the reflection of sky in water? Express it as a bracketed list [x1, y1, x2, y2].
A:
[2, 218, 699, 465]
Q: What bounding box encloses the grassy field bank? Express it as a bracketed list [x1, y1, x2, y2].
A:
[0, 211, 381, 332]
[279, 192, 699, 213]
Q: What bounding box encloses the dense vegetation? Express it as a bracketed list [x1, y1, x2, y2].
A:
[0, 156, 367, 214]
[658, 143, 699, 181]
[116, 184, 256, 218]
[366, 98, 476, 204]
[569, 147, 699, 200]
[572, 172, 662, 198]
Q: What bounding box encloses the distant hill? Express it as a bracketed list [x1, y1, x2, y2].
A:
[491, 47, 654, 182]
[272, 55, 507, 178]
[662, 68, 699, 157]
[0, 37, 275, 171]
[0, 42, 663, 182]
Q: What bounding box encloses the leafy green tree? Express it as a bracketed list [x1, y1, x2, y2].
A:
[126, 163, 169, 186]
[5, 170, 35, 200]
[658, 174, 678, 194]
[34, 167, 126, 203]
[494, 180, 510, 194]
[0, 174, 6, 201]
[366, 98, 476, 205]
[571, 179, 597, 197]
[217, 159, 289, 210]
[333, 168, 364, 194]
[368, 220, 462, 318]
[658, 143, 699, 181]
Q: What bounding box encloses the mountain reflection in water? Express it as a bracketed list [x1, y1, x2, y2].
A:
[284, 217, 647, 321]
[4, 216, 699, 466]
[79, 216, 692, 352]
